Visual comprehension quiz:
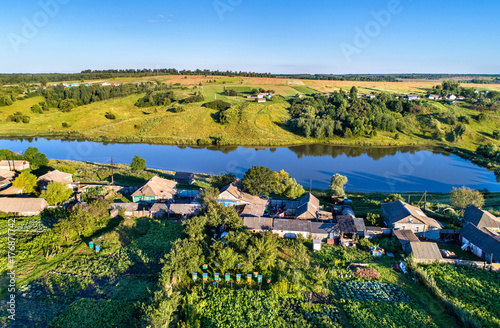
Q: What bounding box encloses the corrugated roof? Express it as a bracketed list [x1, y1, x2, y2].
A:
[296, 193, 320, 219]
[219, 183, 268, 206]
[0, 197, 48, 214]
[310, 221, 337, 234]
[131, 176, 177, 198]
[409, 242, 443, 261]
[244, 217, 273, 231]
[464, 206, 500, 229]
[37, 170, 73, 185]
[382, 200, 442, 229]
[273, 218, 310, 232]
[461, 223, 500, 262]
[169, 203, 202, 216]
[0, 160, 29, 170]
[240, 204, 266, 217]
[0, 185, 23, 196]
[393, 230, 420, 244]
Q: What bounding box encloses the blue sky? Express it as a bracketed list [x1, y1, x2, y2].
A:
[1, 0, 499, 74]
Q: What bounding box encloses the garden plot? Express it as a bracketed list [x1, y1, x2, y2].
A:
[335, 281, 411, 302]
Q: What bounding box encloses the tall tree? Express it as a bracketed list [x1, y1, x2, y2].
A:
[242, 166, 275, 196]
[328, 173, 348, 197]
[12, 171, 37, 193]
[130, 155, 146, 171]
[41, 182, 73, 205]
[451, 186, 484, 211]
[23, 147, 48, 169]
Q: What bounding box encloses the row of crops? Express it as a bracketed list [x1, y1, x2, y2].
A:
[424, 264, 500, 328]
[189, 288, 342, 328]
[335, 281, 411, 303]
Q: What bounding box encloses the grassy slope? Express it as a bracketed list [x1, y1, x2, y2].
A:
[0, 78, 499, 151]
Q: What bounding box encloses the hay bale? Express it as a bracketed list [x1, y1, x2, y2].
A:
[351, 266, 380, 279]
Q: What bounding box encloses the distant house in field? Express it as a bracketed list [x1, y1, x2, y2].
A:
[404, 94, 420, 101]
[464, 206, 500, 229]
[426, 94, 441, 100]
[446, 94, 457, 100]
[457, 96, 466, 101]
[257, 98, 266, 103]
[0, 160, 30, 171]
[37, 170, 75, 190]
[460, 223, 500, 263]
[102, 82, 112, 86]
[131, 176, 177, 203]
[0, 197, 48, 216]
[71, 83, 80, 87]
[381, 200, 442, 237]
[174, 172, 195, 185]
[217, 183, 268, 207]
[295, 193, 320, 220]
[357, 94, 376, 99]
[409, 242, 443, 262]
[243, 217, 273, 233]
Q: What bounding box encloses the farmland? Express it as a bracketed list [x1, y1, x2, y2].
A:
[423, 264, 500, 328]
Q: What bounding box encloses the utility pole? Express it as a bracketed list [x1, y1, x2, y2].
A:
[111, 157, 114, 185]
[309, 179, 312, 193]
[423, 191, 427, 211]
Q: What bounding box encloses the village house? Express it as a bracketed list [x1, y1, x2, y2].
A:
[174, 172, 195, 185]
[131, 176, 177, 203]
[464, 206, 500, 229]
[393, 229, 420, 253]
[0, 160, 30, 171]
[408, 242, 443, 262]
[168, 203, 202, 219]
[426, 94, 441, 100]
[446, 94, 457, 100]
[338, 217, 366, 247]
[404, 94, 420, 101]
[357, 94, 376, 99]
[381, 200, 443, 237]
[37, 170, 75, 190]
[217, 183, 268, 207]
[295, 193, 321, 220]
[0, 197, 48, 216]
[239, 204, 266, 218]
[0, 169, 16, 190]
[460, 223, 500, 263]
[243, 217, 273, 233]
[149, 203, 169, 218]
[270, 218, 337, 240]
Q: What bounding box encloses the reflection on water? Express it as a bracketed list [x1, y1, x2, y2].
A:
[0, 138, 497, 193]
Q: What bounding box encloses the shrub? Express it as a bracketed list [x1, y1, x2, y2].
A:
[204, 100, 231, 111]
[62, 122, 71, 128]
[105, 112, 116, 120]
[492, 130, 500, 140]
[31, 104, 43, 113]
[173, 106, 186, 113]
[182, 94, 204, 104]
[8, 112, 30, 123]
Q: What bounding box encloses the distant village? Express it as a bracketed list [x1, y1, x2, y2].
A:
[1, 159, 499, 267]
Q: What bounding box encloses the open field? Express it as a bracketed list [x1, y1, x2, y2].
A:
[1, 77, 499, 155]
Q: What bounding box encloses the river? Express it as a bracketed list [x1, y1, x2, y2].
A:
[0, 138, 498, 193]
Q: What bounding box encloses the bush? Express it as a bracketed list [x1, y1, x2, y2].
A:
[8, 112, 30, 123]
[477, 113, 487, 122]
[62, 122, 71, 128]
[31, 104, 43, 113]
[204, 100, 231, 111]
[105, 112, 116, 120]
[173, 106, 186, 113]
[182, 94, 204, 104]
[492, 130, 500, 140]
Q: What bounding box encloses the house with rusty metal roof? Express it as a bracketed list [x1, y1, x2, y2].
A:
[37, 170, 75, 190]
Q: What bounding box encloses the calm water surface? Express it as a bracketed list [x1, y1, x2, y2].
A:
[0, 138, 498, 193]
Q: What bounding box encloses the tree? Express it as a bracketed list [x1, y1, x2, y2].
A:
[12, 171, 37, 193]
[211, 173, 236, 189]
[130, 155, 146, 171]
[31, 104, 43, 113]
[242, 166, 275, 196]
[328, 174, 348, 197]
[451, 186, 484, 211]
[349, 86, 358, 100]
[41, 182, 73, 205]
[23, 147, 48, 169]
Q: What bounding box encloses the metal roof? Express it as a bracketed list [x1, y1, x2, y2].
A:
[409, 242, 443, 261]
[464, 206, 500, 229]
